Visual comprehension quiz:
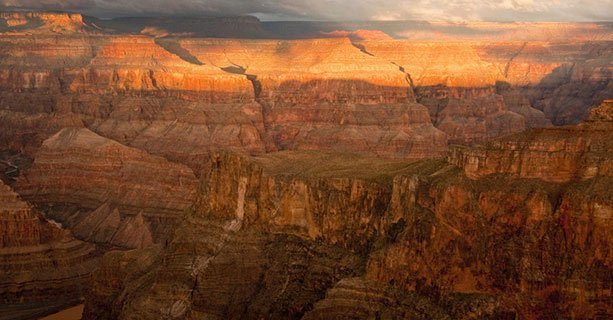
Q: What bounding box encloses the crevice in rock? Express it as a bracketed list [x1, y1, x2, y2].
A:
[350, 41, 374, 56]
[219, 62, 262, 99]
[503, 41, 527, 78]
[246, 74, 262, 99]
[154, 38, 204, 66]
[392, 62, 416, 98]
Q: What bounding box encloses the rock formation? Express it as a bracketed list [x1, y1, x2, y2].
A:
[360, 40, 612, 141]
[0, 33, 447, 168]
[0, 179, 98, 318]
[0, 11, 88, 34]
[14, 127, 198, 244]
[0, 11, 610, 319]
[448, 100, 612, 182]
[83, 103, 612, 318]
[0, 18, 609, 161]
[83, 101, 612, 319]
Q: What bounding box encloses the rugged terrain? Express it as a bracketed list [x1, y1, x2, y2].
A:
[0, 179, 98, 320]
[0, 12, 611, 172]
[14, 127, 198, 246]
[0, 10, 611, 320]
[82, 101, 611, 319]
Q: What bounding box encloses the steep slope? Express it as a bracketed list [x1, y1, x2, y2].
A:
[0, 180, 98, 319]
[0, 34, 447, 166]
[84, 101, 612, 319]
[448, 100, 612, 182]
[180, 37, 447, 158]
[14, 128, 198, 245]
[360, 40, 612, 141]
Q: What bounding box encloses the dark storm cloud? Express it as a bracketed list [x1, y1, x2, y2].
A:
[1, 0, 611, 21]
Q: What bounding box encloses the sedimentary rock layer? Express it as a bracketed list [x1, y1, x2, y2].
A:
[0, 12, 87, 34]
[448, 100, 613, 182]
[1, 34, 608, 158]
[14, 127, 198, 243]
[0, 180, 98, 317]
[84, 113, 612, 319]
[359, 40, 611, 144]
[0, 34, 447, 166]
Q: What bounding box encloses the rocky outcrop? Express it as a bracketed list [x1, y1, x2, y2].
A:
[448, 100, 613, 182]
[360, 40, 612, 141]
[72, 203, 154, 249]
[84, 113, 611, 318]
[0, 34, 447, 165]
[0, 12, 87, 34]
[82, 152, 446, 319]
[366, 169, 611, 319]
[302, 277, 512, 320]
[14, 127, 198, 244]
[0, 179, 98, 317]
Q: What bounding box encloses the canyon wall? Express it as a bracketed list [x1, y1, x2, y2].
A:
[14, 127, 198, 245]
[448, 100, 613, 182]
[361, 40, 612, 142]
[0, 179, 98, 318]
[0, 12, 610, 319]
[84, 103, 611, 319]
[0, 33, 447, 171]
[1, 15, 609, 169]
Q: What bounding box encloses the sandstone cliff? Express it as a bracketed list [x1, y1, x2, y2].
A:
[84, 121, 612, 319]
[0, 12, 88, 34]
[0, 179, 98, 318]
[0, 34, 447, 166]
[448, 100, 612, 182]
[14, 127, 198, 245]
[0, 31, 608, 161]
[360, 40, 612, 141]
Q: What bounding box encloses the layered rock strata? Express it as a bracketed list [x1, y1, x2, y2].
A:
[448, 100, 613, 182]
[2, 33, 606, 158]
[0, 13, 610, 154]
[360, 40, 612, 141]
[85, 104, 611, 318]
[83, 152, 444, 319]
[84, 113, 612, 319]
[0, 179, 98, 317]
[0, 12, 88, 34]
[14, 127, 198, 244]
[0, 34, 447, 168]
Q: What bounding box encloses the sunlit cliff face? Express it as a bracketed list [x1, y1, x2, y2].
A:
[0, 5, 611, 320]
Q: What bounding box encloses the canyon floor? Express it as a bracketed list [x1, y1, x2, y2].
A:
[0, 11, 611, 320]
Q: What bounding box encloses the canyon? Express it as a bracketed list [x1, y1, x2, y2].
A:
[0, 10, 611, 320]
[83, 101, 612, 319]
[0, 179, 98, 319]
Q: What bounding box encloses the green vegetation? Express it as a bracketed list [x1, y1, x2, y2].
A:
[253, 150, 448, 185]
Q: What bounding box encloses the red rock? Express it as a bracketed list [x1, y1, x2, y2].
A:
[448, 101, 613, 182]
[14, 127, 198, 243]
[0, 12, 86, 34]
[0, 179, 98, 310]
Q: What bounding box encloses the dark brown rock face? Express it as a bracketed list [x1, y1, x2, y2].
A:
[83, 110, 612, 319]
[14, 127, 198, 245]
[0, 179, 98, 317]
[448, 100, 613, 182]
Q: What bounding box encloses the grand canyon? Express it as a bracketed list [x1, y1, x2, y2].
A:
[0, 3, 611, 320]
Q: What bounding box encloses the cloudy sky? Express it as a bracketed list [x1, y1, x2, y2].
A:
[1, 0, 611, 21]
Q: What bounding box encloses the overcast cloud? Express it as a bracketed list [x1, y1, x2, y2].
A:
[1, 0, 611, 21]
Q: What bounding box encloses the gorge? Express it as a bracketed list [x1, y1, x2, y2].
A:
[0, 10, 611, 320]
